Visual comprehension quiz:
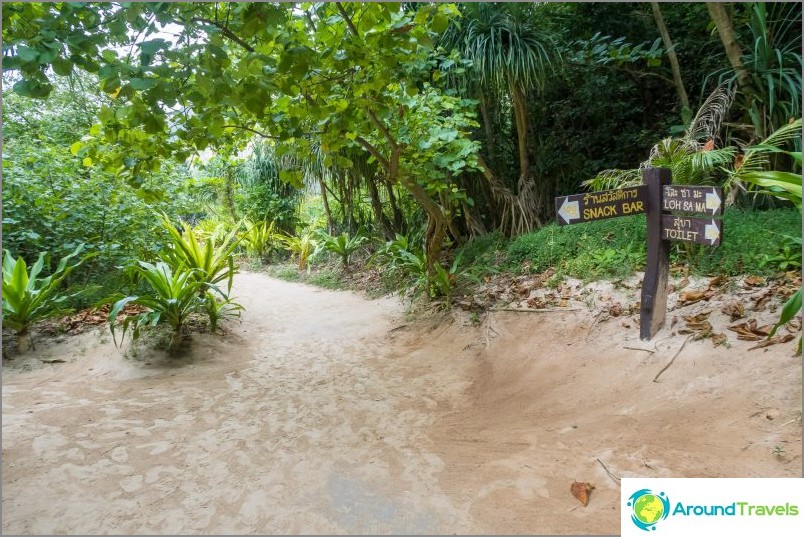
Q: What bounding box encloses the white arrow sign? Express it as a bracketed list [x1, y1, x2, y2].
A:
[558, 197, 580, 224]
[706, 188, 722, 215]
[704, 219, 720, 245]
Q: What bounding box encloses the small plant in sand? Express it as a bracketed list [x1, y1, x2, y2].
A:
[2, 244, 93, 352]
[108, 261, 241, 353]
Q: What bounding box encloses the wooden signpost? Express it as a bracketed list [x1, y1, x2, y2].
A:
[555, 168, 723, 340]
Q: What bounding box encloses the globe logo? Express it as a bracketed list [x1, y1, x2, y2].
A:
[627, 489, 670, 531]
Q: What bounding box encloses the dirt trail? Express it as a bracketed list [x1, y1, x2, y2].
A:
[2, 272, 801, 534]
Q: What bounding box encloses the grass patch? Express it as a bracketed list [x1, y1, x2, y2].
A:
[268, 264, 302, 282]
[460, 207, 800, 281]
[308, 269, 344, 290]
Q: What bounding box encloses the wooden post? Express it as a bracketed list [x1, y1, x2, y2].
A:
[640, 168, 671, 340]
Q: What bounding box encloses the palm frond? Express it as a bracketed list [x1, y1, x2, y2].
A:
[686, 84, 735, 143]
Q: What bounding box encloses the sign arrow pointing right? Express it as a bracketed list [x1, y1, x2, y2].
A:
[704, 219, 720, 245]
[706, 188, 722, 215]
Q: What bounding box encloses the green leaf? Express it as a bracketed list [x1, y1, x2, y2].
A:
[13, 79, 54, 99]
[70, 141, 84, 156]
[431, 12, 449, 34]
[16, 45, 40, 63]
[129, 77, 157, 91]
[52, 57, 74, 76]
[769, 289, 801, 338]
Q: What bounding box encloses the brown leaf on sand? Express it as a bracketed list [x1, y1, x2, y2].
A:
[743, 275, 766, 288]
[707, 275, 728, 289]
[728, 319, 773, 341]
[748, 334, 795, 350]
[609, 303, 623, 317]
[751, 290, 773, 311]
[571, 481, 595, 507]
[676, 277, 690, 291]
[680, 311, 713, 339]
[711, 333, 728, 346]
[678, 289, 715, 304]
[722, 301, 746, 321]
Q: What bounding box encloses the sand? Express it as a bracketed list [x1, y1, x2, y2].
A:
[2, 271, 801, 534]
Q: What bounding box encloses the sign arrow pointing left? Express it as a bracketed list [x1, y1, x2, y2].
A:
[558, 197, 580, 224]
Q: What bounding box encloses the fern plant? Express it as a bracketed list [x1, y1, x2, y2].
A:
[2, 244, 92, 351]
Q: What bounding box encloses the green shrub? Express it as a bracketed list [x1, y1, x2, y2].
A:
[315, 231, 368, 268]
[159, 215, 240, 293]
[108, 262, 208, 353]
[2, 244, 93, 351]
[504, 208, 801, 279]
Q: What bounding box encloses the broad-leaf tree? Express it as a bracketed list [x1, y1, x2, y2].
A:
[3, 2, 480, 275]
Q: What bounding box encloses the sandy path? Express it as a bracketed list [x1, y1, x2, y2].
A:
[2, 271, 801, 534]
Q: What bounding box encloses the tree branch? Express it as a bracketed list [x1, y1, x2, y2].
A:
[365, 107, 398, 148]
[355, 136, 390, 168]
[335, 2, 360, 38]
[190, 17, 255, 53]
[222, 124, 278, 138]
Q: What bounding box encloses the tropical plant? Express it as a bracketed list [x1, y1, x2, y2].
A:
[203, 291, 244, 334]
[369, 234, 426, 282]
[241, 219, 279, 261]
[713, 2, 802, 141]
[728, 119, 803, 207]
[428, 253, 482, 307]
[2, 244, 92, 351]
[757, 236, 802, 271]
[731, 119, 803, 353]
[315, 231, 368, 268]
[584, 86, 737, 191]
[443, 2, 562, 231]
[280, 230, 318, 271]
[108, 261, 208, 353]
[159, 215, 240, 294]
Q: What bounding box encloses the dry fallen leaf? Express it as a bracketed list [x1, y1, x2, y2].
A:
[571, 481, 595, 507]
[743, 275, 766, 288]
[751, 290, 774, 311]
[680, 311, 713, 340]
[678, 289, 715, 304]
[711, 333, 728, 346]
[708, 275, 728, 289]
[748, 334, 795, 350]
[609, 303, 622, 317]
[722, 301, 746, 321]
[676, 277, 690, 291]
[728, 319, 774, 341]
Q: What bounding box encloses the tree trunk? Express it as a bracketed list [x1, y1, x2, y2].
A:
[510, 83, 530, 191]
[366, 175, 394, 239]
[319, 176, 333, 234]
[224, 168, 238, 222]
[478, 89, 497, 169]
[706, 2, 748, 85]
[651, 2, 691, 121]
[384, 179, 405, 234]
